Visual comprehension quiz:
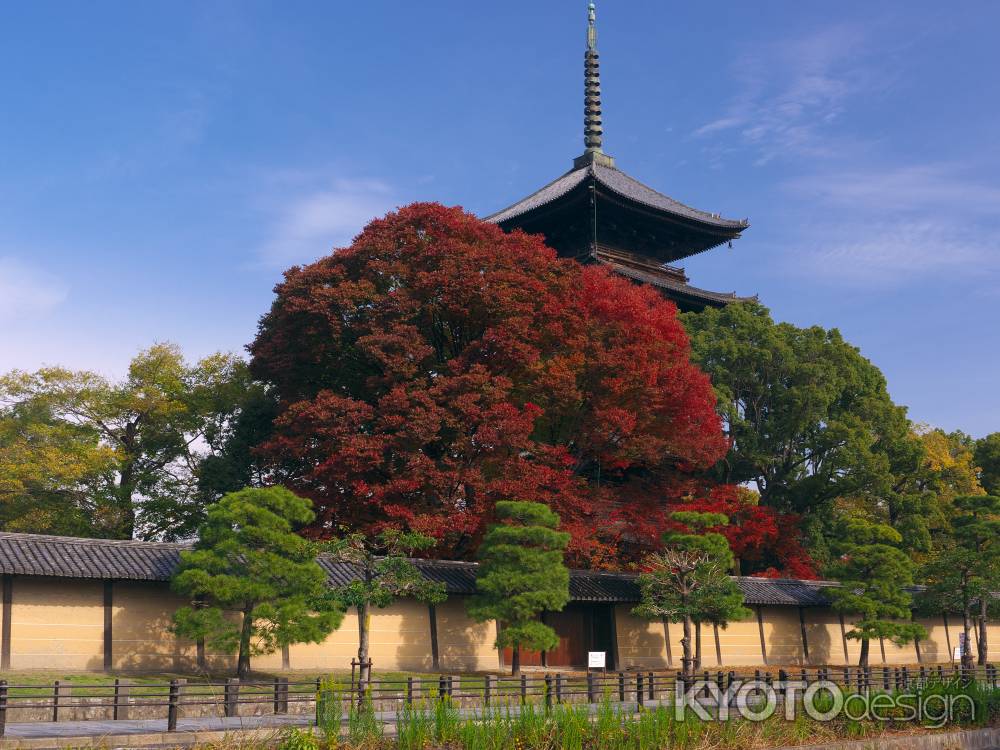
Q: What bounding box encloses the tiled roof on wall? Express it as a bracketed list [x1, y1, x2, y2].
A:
[0, 531, 842, 606]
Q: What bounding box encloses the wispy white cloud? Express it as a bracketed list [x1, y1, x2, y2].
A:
[785, 164, 1000, 215]
[257, 178, 399, 267]
[0, 257, 67, 319]
[801, 219, 999, 286]
[780, 164, 1000, 287]
[694, 25, 892, 165]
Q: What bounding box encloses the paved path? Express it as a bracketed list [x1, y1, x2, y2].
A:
[2, 714, 311, 739]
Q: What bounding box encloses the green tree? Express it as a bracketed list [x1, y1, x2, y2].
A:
[634, 511, 750, 678]
[467, 501, 570, 675]
[171, 486, 343, 678]
[921, 495, 1000, 668]
[0, 396, 116, 535]
[975, 433, 1000, 496]
[193, 384, 278, 505]
[324, 530, 445, 695]
[826, 518, 925, 668]
[681, 302, 918, 560]
[0, 344, 248, 539]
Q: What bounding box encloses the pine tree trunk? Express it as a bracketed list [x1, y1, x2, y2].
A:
[859, 637, 869, 669]
[237, 605, 253, 679]
[511, 645, 521, 676]
[978, 597, 988, 666]
[694, 621, 702, 671]
[357, 603, 371, 695]
[962, 607, 974, 671]
[681, 616, 694, 678]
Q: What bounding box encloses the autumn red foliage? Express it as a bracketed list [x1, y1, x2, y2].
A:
[669, 486, 818, 579]
[250, 203, 727, 566]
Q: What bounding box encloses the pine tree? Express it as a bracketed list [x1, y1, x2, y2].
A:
[325, 529, 446, 695]
[466, 501, 570, 675]
[634, 511, 750, 678]
[826, 518, 925, 668]
[921, 495, 1000, 668]
[171, 486, 343, 678]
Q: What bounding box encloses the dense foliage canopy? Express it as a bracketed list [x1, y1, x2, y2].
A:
[250, 202, 726, 565]
[0, 344, 247, 539]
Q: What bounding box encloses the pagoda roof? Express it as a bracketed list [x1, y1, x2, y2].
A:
[602, 256, 754, 309]
[486, 159, 748, 237]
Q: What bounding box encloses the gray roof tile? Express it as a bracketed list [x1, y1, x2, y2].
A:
[485, 163, 748, 231]
[0, 532, 842, 606]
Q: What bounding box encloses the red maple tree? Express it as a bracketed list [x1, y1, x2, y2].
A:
[250, 203, 728, 565]
[671, 486, 818, 579]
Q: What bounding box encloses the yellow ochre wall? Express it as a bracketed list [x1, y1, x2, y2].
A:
[614, 606, 668, 669]
[2, 575, 997, 673]
[714, 616, 763, 667]
[434, 597, 499, 673]
[8, 577, 105, 670]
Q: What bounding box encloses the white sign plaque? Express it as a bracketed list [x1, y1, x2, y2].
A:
[588, 651, 606, 669]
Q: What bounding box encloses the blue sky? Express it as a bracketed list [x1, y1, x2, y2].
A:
[1, 1, 998, 436]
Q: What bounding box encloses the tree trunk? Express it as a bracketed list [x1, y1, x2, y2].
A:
[237, 605, 253, 679]
[961, 606, 974, 671]
[357, 602, 371, 695]
[978, 597, 988, 667]
[859, 637, 869, 669]
[681, 616, 694, 678]
[694, 621, 702, 671]
[511, 645, 521, 676]
[114, 467, 137, 540]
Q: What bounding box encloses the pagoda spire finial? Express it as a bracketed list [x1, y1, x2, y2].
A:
[584, 2, 603, 153]
[576, 3, 615, 169]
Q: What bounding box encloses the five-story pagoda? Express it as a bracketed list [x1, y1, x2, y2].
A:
[487, 3, 752, 312]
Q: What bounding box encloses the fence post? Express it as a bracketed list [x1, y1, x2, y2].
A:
[275, 677, 288, 714]
[520, 674, 527, 705]
[52, 680, 61, 723]
[617, 672, 625, 703]
[438, 675, 447, 701]
[113, 679, 131, 720]
[544, 674, 553, 710]
[313, 678, 322, 727]
[648, 672, 655, 701]
[555, 673, 564, 704]
[484, 675, 494, 707]
[273, 677, 280, 714]
[167, 680, 179, 732]
[225, 678, 239, 718]
[586, 672, 596, 703]
[636, 672, 644, 707]
[0, 680, 7, 737]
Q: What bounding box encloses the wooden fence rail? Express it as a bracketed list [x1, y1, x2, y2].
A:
[0, 663, 996, 735]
